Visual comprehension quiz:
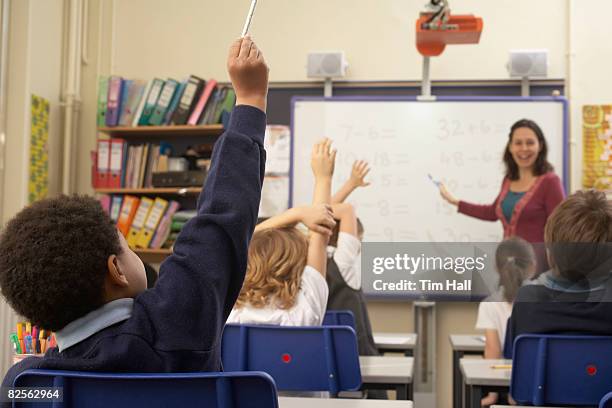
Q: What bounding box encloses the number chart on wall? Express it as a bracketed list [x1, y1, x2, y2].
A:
[290, 97, 568, 243]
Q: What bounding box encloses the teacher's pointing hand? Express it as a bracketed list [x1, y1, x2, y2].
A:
[439, 183, 459, 206]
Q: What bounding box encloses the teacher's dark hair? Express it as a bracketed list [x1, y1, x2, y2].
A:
[503, 119, 553, 180]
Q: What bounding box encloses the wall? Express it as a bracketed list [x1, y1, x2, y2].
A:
[1, 0, 64, 376]
[111, 0, 567, 82]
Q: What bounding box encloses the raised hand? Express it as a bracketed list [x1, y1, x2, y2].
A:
[310, 138, 337, 180]
[227, 36, 269, 112]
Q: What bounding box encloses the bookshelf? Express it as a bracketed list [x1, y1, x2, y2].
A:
[96, 124, 224, 264]
[95, 187, 202, 195]
[134, 248, 173, 264]
[98, 124, 224, 138]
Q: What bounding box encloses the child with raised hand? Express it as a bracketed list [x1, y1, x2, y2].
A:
[0, 36, 268, 392]
[228, 138, 336, 326]
[324, 160, 381, 358]
[476, 236, 535, 407]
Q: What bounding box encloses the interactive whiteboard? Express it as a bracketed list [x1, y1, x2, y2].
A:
[290, 97, 568, 243]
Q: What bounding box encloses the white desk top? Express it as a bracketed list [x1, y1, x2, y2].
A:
[492, 406, 563, 408]
[459, 358, 512, 387]
[449, 334, 486, 352]
[279, 397, 413, 408]
[373, 332, 417, 350]
[359, 356, 414, 384]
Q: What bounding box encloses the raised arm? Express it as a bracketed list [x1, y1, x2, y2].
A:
[332, 160, 371, 204]
[308, 139, 336, 276]
[139, 37, 269, 351]
[255, 205, 335, 235]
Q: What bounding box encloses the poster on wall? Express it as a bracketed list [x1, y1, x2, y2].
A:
[583, 105, 612, 191]
[29, 94, 49, 203]
[258, 125, 290, 218]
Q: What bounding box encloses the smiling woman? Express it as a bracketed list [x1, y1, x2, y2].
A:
[438, 119, 565, 273]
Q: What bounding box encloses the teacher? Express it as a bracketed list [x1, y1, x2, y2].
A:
[439, 119, 565, 267]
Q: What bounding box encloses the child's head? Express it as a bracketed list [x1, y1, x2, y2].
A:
[495, 237, 536, 302]
[544, 189, 612, 282]
[0, 196, 147, 331]
[236, 227, 308, 310]
[328, 218, 364, 247]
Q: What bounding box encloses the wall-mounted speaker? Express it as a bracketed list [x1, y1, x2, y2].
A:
[507, 49, 548, 78]
[307, 52, 348, 78]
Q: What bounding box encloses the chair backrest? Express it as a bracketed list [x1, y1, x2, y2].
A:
[323, 310, 356, 330]
[511, 334, 612, 406]
[13, 369, 278, 408]
[601, 392, 612, 408]
[222, 324, 361, 396]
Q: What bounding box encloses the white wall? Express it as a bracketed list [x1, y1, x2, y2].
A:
[2, 0, 63, 222]
[111, 0, 567, 82]
[1, 0, 64, 377]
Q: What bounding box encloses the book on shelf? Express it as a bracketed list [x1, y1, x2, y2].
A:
[106, 76, 124, 127]
[149, 79, 179, 126]
[127, 197, 154, 247]
[117, 195, 140, 237]
[138, 78, 165, 126]
[187, 79, 217, 125]
[118, 80, 146, 126]
[97, 77, 109, 127]
[97, 74, 234, 128]
[170, 75, 205, 125]
[98, 194, 181, 251]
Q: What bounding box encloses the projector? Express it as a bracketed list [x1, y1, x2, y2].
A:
[307, 52, 348, 78]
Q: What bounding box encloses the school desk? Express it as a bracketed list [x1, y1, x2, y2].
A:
[460, 358, 511, 408]
[278, 397, 413, 408]
[359, 356, 414, 401]
[449, 334, 485, 408]
[373, 332, 417, 356]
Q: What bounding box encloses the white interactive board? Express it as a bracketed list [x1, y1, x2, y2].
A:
[290, 97, 568, 243]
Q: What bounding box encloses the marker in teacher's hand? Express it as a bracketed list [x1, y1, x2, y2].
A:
[428, 173, 441, 187]
[241, 0, 258, 38]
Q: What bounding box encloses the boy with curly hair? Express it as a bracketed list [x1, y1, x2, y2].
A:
[0, 36, 268, 389]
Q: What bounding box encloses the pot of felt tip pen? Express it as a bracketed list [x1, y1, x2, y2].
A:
[10, 321, 57, 364]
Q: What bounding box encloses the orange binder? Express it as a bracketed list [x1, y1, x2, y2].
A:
[116, 195, 140, 237]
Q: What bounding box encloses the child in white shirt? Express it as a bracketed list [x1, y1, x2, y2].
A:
[476, 236, 536, 407]
[228, 138, 336, 326]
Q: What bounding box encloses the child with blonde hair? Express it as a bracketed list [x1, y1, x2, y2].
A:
[228, 139, 336, 326]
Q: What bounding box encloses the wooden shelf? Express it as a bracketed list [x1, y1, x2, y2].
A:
[98, 124, 224, 138]
[134, 248, 172, 263]
[95, 187, 201, 195]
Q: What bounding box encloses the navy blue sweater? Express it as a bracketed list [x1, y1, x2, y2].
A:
[2, 105, 266, 390]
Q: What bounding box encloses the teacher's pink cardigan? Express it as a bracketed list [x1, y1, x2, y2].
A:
[457, 172, 565, 244]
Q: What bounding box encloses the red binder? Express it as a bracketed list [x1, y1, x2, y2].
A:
[96, 139, 111, 188]
[109, 139, 125, 188]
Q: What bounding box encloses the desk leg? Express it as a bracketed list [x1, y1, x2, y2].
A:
[453, 350, 463, 408]
[469, 385, 483, 408]
[395, 384, 408, 400]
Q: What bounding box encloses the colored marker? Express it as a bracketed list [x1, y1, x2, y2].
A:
[428, 173, 441, 187]
[490, 364, 512, 369]
[10, 333, 22, 354]
[24, 335, 32, 354]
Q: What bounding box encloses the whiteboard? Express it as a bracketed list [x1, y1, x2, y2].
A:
[290, 97, 568, 243]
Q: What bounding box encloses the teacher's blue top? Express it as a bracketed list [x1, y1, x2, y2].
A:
[502, 191, 525, 222]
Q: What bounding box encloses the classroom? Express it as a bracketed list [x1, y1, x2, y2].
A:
[0, 0, 611, 407]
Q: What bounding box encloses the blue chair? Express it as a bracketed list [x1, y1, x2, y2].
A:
[323, 310, 356, 330]
[511, 334, 612, 406]
[12, 369, 278, 408]
[600, 391, 612, 408]
[222, 324, 361, 396]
